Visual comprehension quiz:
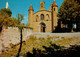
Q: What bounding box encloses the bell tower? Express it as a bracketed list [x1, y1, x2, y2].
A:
[28, 5, 34, 27]
[40, 0, 45, 10]
[51, 0, 58, 31]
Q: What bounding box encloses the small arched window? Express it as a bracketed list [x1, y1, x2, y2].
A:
[36, 15, 39, 22]
[41, 14, 44, 20]
[46, 14, 49, 21]
[54, 8, 55, 11]
[41, 3, 43, 7]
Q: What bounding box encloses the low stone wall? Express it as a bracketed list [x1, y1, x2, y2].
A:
[0, 27, 33, 53]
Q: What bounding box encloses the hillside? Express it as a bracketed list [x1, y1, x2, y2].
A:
[0, 35, 80, 57]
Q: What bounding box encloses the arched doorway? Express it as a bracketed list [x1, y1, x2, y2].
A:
[40, 22, 46, 32]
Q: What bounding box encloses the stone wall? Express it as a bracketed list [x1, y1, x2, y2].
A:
[0, 27, 32, 53]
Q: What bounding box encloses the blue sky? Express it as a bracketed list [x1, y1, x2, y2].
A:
[0, 0, 63, 25]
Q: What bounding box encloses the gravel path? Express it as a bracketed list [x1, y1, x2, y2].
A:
[33, 32, 80, 38]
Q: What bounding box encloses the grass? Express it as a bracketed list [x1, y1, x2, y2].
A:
[0, 35, 80, 57]
[53, 37, 80, 47]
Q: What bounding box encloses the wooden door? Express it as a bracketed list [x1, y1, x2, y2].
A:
[41, 26, 43, 32]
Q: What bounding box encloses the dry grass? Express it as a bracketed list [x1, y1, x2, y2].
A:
[0, 35, 80, 57]
[53, 37, 80, 47]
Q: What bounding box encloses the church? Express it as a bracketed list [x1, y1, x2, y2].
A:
[28, 0, 58, 32]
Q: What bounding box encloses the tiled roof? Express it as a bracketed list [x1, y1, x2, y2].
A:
[52, 1, 58, 7]
[29, 5, 34, 11]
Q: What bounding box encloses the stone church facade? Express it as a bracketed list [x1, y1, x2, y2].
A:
[28, 0, 58, 32]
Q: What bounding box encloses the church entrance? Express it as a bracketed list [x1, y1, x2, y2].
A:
[40, 22, 46, 32]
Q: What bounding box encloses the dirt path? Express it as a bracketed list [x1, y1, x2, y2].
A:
[33, 32, 80, 38]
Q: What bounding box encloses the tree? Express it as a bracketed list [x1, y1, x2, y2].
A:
[0, 8, 18, 32]
[0, 12, 19, 27]
[0, 10, 12, 27]
[11, 18, 17, 26]
[1, 8, 12, 17]
[16, 13, 24, 24]
[16, 14, 24, 57]
[58, 0, 80, 31]
[0, 8, 12, 27]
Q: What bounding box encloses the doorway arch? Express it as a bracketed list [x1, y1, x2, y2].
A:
[40, 22, 46, 32]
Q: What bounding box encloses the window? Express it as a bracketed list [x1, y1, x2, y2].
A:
[54, 8, 55, 11]
[36, 15, 39, 22]
[46, 14, 49, 21]
[41, 3, 43, 7]
[41, 14, 44, 20]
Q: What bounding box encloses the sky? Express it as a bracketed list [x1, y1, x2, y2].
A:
[0, 0, 64, 25]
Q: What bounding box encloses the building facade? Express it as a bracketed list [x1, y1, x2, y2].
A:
[28, 0, 58, 32]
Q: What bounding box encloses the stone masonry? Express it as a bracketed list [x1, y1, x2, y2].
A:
[0, 27, 32, 53]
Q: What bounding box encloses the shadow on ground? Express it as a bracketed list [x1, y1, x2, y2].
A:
[24, 43, 80, 57]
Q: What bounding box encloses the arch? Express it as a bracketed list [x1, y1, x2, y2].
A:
[41, 3, 43, 7]
[41, 14, 44, 20]
[40, 22, 46, 32]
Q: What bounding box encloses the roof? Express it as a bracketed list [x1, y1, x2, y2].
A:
[52, 1, 58, 7]
[29, 5, 34, 11]
[40, 0, 45, 3]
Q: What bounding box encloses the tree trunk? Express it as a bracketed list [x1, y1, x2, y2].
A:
[16, 29, 22, 57]
[0, 26, 2, 32]
[70, 22, 73, 32]
[68, 20, 73, 32]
